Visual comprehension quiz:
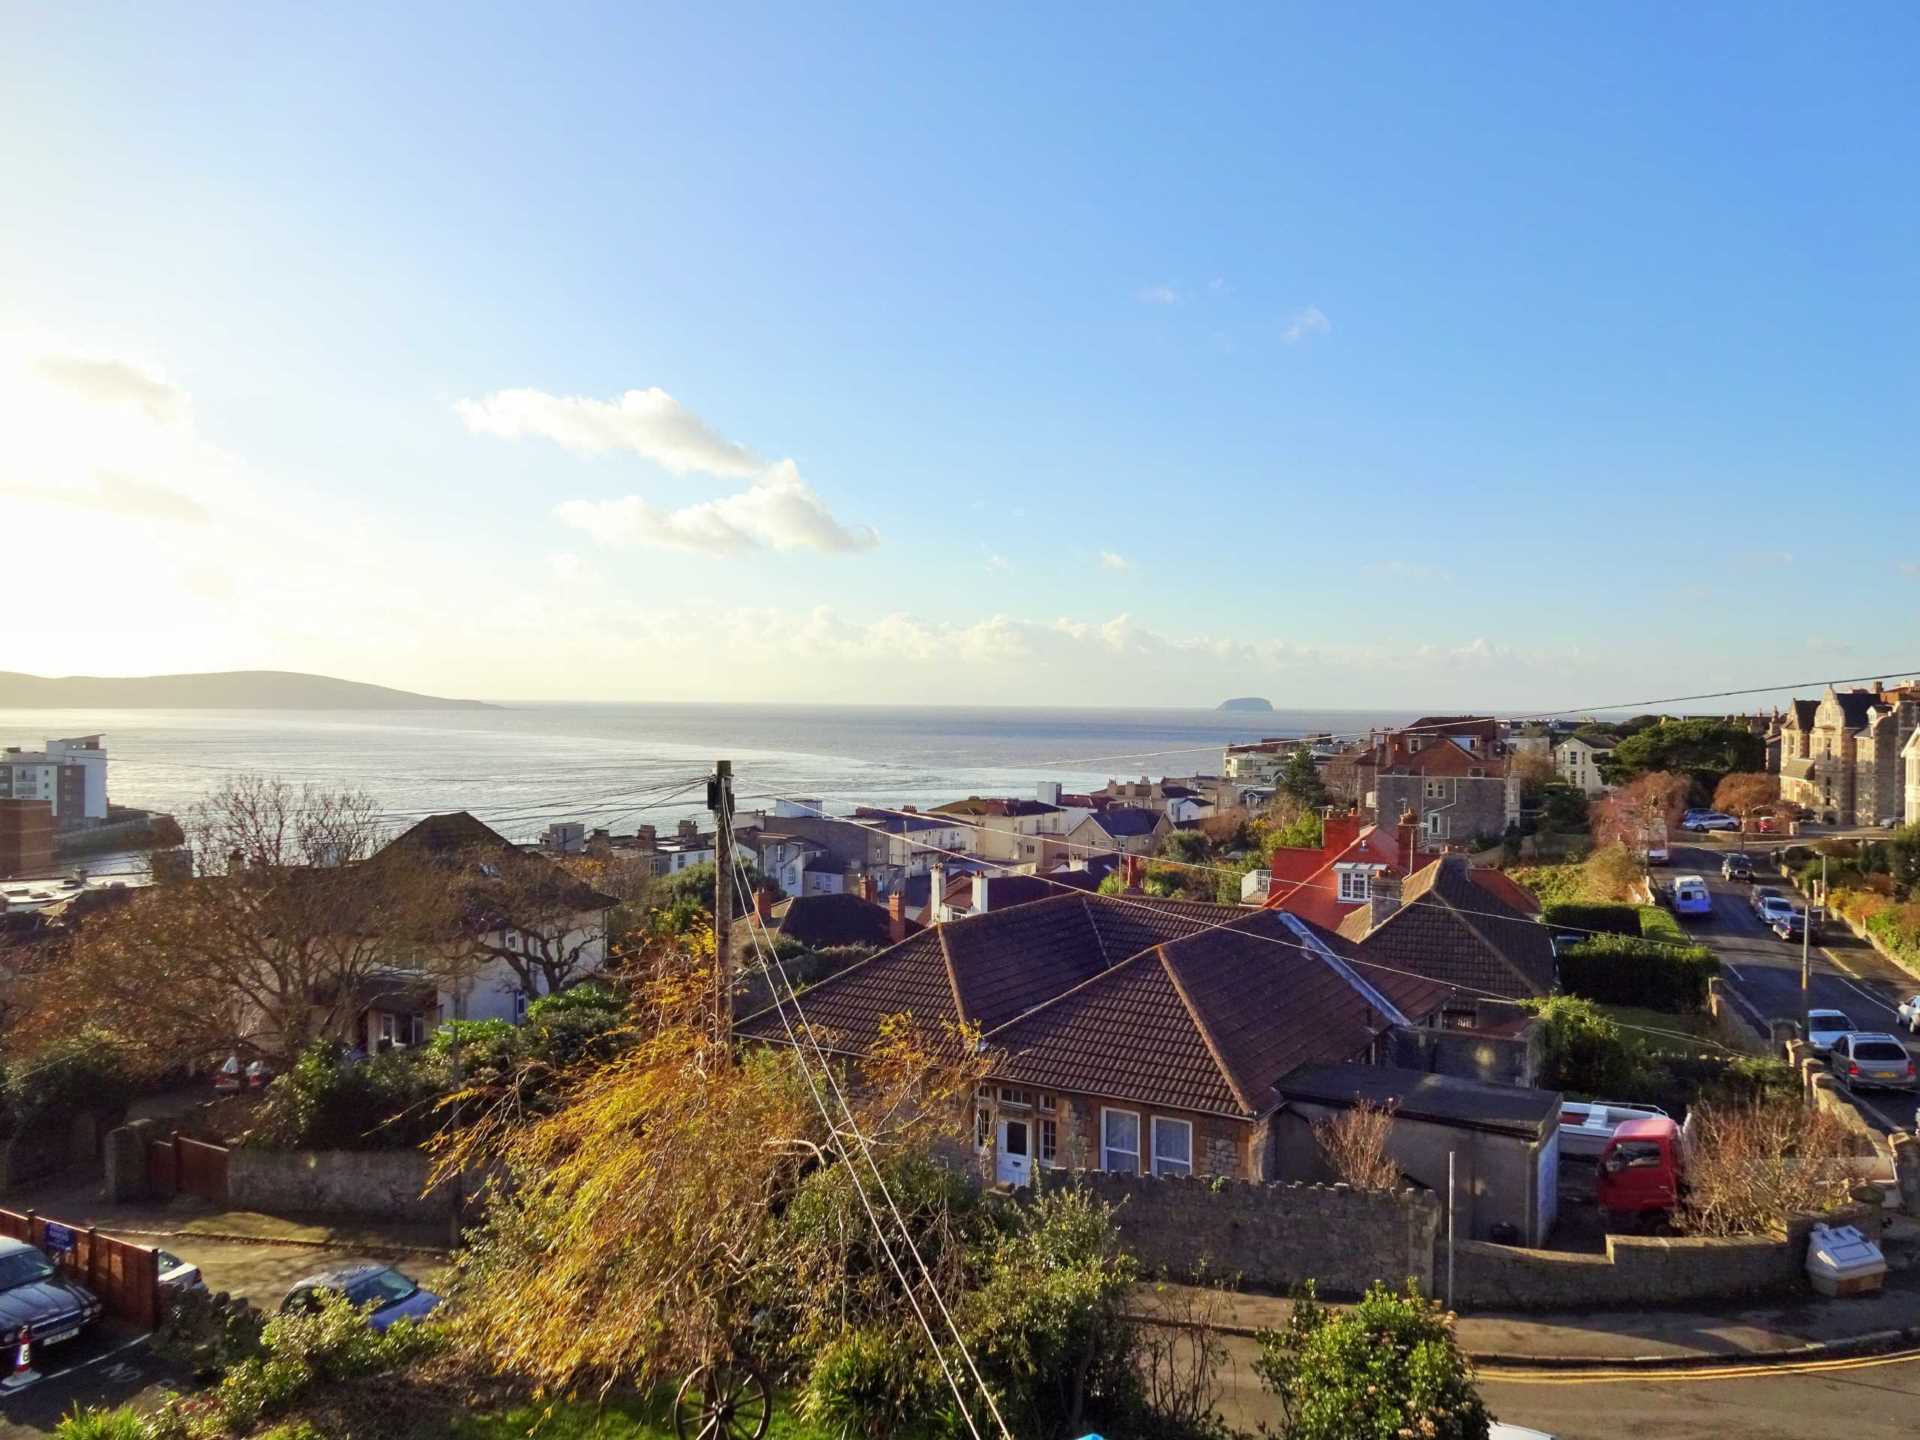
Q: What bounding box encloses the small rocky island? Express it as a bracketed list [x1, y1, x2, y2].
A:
[1216, 696, 1274, 712]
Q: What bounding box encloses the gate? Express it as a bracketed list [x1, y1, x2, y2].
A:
[146, 1131, 230, 1205]
[0, 1208, 159, 1328]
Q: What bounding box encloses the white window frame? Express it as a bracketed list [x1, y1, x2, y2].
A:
[1037, 1092, 1057, 1114]
[998, 1087, 1032, 1109]
[974, 1106, 991, 1151]
[1426, 811, 1449, 839]
[1423, 778, 1448, 800]
[1336, 866, 1370, 903]
[511, 989, 530, 1022]
[1039, 1117, 1058, 1167]
[1151, 1116, 1194, 1177]
[1100, 1107, 1141, 1173]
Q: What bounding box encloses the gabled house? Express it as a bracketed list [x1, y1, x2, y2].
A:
[929, 798, 1066, 863]
[736, 893, 1450, 1185]
[1777, 683, 1920, 826]
[1552, 734, 1614, 796]
[1369, 735, 1520, 846]
[753, 889, 920, 952]
[1063, 804, 1170, 857]
[1263, 810, 1434, 928]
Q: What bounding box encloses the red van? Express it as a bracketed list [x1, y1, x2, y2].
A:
[1594, 1115, 1681, 1215]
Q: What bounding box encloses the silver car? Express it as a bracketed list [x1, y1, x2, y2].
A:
[1830, 1033, 1916, 1093]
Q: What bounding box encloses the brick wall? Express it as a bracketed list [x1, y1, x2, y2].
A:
[1044, 1093, 1260, 1179]
[1452, 1208, 1864, 1310]
[1066, 1169, 1440, 1297]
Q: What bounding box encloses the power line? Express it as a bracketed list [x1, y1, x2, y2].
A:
[720, 798, 1010, 1440]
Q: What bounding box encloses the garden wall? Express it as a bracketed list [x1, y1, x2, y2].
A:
[1066, 1170, 1440, 1298]
[228, 1148, 450, 1223]
[1451, 1208, 1866, 1311]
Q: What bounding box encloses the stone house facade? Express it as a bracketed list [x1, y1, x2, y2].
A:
[1776, 684, 1920, 826]
[1370, 737, 1521, 847]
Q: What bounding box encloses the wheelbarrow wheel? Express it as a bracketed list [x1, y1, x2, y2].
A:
[673, 1358, 772, 1440]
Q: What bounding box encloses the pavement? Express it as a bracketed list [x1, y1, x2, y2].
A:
[1665, 839, 1920, 1134]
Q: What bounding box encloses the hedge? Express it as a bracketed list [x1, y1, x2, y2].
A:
[1540, 901, 1641, 937]
[1636, 905, 1687, 945]
[1558, 933, 1719, 1012]
[1866, 904, 1920, 968]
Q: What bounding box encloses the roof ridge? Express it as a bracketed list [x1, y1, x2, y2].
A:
[1082, 897, 1111, 968]
[981, 941, 1163, 1038]
[1153, 942, 1260, 1116]
[1427, 869, 1542, 996]
[731, 926, 938, 1031]
[935, 923, 969, 1027]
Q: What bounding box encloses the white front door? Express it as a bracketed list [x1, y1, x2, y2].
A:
[996, 1117, 1032, 1187]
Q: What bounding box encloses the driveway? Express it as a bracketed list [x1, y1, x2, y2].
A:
[0, 1239, 449, 1437]
[1669, 840, 1919, 1132]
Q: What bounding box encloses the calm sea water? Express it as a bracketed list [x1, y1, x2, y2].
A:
[0, 703, 1412, 850]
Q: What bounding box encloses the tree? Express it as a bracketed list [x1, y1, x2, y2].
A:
[1277, 748, 1329, 810]
[1679, 1099, 1856, 1237]
[1599, 718, 1765, 798]
[1508, 748, 1556, 802]
[435, 845, 620, 999]
[1253, 1280, 1490, 1440]
[1537, 781, 1590, 834]
[1714, 772, 1780, 844]
[17, 777, 461, 1071]
[1594, 771, 1689, 857]
[1312, 1099, 1400, 1190]
[1156, 829, 1212, 867]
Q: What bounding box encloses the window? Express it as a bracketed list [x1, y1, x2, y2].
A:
[1425, 812, 1449, 838]
[1423, 778, 1447, 799]
[998, 1087, 1032, 1109]
[1039, 1118, 1058, 1166]
[1151, 1117, 1194, 1177]
[1101, 1108, 1140, 1172]
[511, 989, 529, 1022]
[1038, 1093, 1057, 1113]
[1337, 867, 1370, 903]
[975, 1107, 991, 1150]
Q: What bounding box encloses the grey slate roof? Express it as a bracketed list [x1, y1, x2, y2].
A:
[1279, 1063, 1561, 1139]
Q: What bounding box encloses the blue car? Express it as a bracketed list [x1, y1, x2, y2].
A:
[280, 1263, 441, 1331]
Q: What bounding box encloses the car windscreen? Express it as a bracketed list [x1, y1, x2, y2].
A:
[1814, 1014, 1854, 1031]
[0, 1249, 57, 1290]
[1852, 1042, 1907, 1062]
[344, 1269, 417, 1308]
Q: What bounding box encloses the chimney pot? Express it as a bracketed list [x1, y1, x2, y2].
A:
[887, 891, 906, 944]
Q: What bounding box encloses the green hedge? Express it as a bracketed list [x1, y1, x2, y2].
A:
[1866, 905, 1920, 967]
[1558, 933, 1719, 1012]
[1636, 905, 1687, 944]
[1541, 901, 1641, 937]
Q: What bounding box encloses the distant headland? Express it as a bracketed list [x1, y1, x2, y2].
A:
[1216, 696, 1274, 712]
[0, 670, 495, 710]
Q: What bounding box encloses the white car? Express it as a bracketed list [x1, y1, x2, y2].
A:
[1757, 893, 1797, 928]
[1898, 996, 1920, 1034]
[1558, 1100, 1670, 1159]
[1806, 1009, 1856, 1056]
[1682, 812, 1739, 832]
[1670, 875, 1712, 918]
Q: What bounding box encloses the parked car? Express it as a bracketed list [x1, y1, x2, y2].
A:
[1829, 1033, 1917, 1093]
[156, 1249, 206, 1296]
[1806, 1009, 1856, 1056]
[1594, 1115, 1683, 1216]
[1773, 907, 1822, 943]
[1897, 996, 1920, 1034]
[1756, 894, 1797, 929]
[1753, 815, 1779, 834]
[1750, 885, 1784, 917]
[1670, 875, 1712, 918]
[1682, 811, 1739, 832]
[0, 1238, 102, 1351]
[1559, 1100, 1671, 1159]
[1721, 853, 1753, 882]
[280, 1263, 442, 1332]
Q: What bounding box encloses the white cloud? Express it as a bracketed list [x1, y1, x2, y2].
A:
[454, 385, 763, 477]
[555, 460, 878, 555]
[1099, 551, 1131, 572]
[1136, 284, 1182, 305]
[0, 470, 209, 523]
[31, 354, 189, 423]
[1282, 305, 1331, 344]
[984, 551, 1010, 572]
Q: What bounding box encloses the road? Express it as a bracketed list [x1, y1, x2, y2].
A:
[1667, 840, 1920, 1133]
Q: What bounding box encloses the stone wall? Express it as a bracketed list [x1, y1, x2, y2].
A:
[228, 1148, 450, 1223]
[1067, 1169, 1440, 1297]
[1452, 1208, 1866, 1310]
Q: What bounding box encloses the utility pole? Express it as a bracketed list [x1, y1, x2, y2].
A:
[708, 759, 734, 1057]
[1801, 852, 1825, 1042]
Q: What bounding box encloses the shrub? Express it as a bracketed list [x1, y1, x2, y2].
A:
[1509, 864, 1585, 908]
[151, 1286, 265, 1379]
[1540, 902, 1640, 937]
[1311, 1100, 1400, 1190]
[1636, 905, 1687, 945]
[1680, 1099, 1857, 1237]
[800, 1327, 942, 1440]
[1527, 995, 1647, 1096]
[246, 1041, 443, 1150]
[4, 1029, 138, 1134]
[1867, 904, 1920, 966]
[1556, 933, 1718, 1012]
[1252, 1280, 1489, 1440]
[53, 1407, 148, 1440]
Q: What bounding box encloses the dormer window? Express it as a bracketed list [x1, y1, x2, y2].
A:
[1337, 866, 1371, 903]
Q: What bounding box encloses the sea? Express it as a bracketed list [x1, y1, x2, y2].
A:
[0, 703, 1414, 859]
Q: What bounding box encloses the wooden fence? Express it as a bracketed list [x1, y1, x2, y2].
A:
[146, 1131, 230, 1205]
[0, 1207, 159, 1328]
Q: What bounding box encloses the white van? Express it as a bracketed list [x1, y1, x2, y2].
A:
[1671, 874, 1712, 918]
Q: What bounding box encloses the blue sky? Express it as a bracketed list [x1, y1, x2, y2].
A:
[3, 3, 1917, 707]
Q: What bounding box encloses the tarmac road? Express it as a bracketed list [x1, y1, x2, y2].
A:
[1667, 840, 1920, 1133]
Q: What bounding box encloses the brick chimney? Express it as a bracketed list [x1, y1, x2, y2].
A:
[677, 818, 698, 840]
[635, 824, 657, 850]
[1395, 808, 1420, 873]
[1322, 808, 1362, 857]
[888, 891, 906, 944]
[858, 870, 876, 903]
[754, 887, 774, 923]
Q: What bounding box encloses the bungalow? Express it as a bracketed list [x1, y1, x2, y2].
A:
[736, 892, 1451, 1185]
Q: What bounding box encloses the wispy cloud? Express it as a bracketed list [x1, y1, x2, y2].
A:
[31, 355, 189, 424]
[1281, 305, 1331, 345]
[554, 461, 878, 555]
[460, 384, 878, 557]
[984, 551, 1010, 573]
[1099, 551, 1132, 572]
[0, 471, 208, 523]
[1136, 283, 1182, 305]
